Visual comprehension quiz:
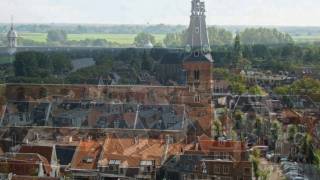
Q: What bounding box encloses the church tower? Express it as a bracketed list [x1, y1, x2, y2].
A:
[183, 0, 214, 136]
[7, 17, 18, 50]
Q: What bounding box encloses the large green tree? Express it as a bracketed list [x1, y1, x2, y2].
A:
[134, 32, 156, 47]
[241, 28, 293, 45]
[47, 29, 68, 45]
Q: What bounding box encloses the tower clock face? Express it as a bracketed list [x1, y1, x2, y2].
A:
[185, 44, 191, 53]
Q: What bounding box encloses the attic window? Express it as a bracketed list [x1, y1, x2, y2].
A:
[109, 159, 121, 165]
[194, 51, 200, 57]
[195, 27, 200, 33]
[140, 160, 154, 166]
[82, 157, 94, 163]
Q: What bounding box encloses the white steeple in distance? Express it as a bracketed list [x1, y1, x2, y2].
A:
[7, 16, 18, 49]
[184, 0, 212, 62]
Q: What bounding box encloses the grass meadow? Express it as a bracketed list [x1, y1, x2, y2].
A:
[18, 33, 166, 45]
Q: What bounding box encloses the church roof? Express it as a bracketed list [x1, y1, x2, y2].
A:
[160, 52, 183, 65]
[183, 51, 213, 63]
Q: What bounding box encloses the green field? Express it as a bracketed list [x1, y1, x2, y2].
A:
[13, 33, 320, 44]
[292, 35, 320, 43]
[19, 33, 166, 45]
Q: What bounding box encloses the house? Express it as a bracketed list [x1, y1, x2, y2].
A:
[19, 145, 59, 177]
[98, 134, 184, 179]
[0, 152, 52, 177]
[280, 109, 302, 125]
[161, 136, 252, 180]
[69, 140, 102, 179]
[10, 175, 59, 180]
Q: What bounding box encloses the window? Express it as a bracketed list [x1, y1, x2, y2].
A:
[195, 27, 200, 33]
[194, 95, 200, 103]
[244, 167, 251, 175]
[114, 120, 120, 128]
[214, 165, 221, 174]
[223, 165, 230, 174]
[108, 160, 121, 173]
[82, 157, 94, 163]
[194, 70, 200, 80]
[194, 51, 200, 57]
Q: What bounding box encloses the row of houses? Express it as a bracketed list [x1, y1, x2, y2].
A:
[0, 134, 252, 180]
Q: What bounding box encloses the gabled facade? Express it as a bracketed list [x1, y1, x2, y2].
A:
[18, 145, 59, 177]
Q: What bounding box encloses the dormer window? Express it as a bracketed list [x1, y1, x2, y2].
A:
[194, 51, 200, 57]
[108, 160, 121, 172]
[82, 156, 94, 163]
[140, 160, 155, 174]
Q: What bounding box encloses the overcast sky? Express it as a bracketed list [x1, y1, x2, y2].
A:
[1, 0, 320, 26]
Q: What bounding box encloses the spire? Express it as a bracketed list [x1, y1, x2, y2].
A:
[184, 0, 212, 62]
[10, 15, 14, 30]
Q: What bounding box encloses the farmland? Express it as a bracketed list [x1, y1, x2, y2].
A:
[292, 35, 320, 43]
[18, 33, 166, 45]
[16, 32, 320, 45]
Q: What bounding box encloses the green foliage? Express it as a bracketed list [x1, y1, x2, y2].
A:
[248, 85, 265, 95]
[270, 120, 281, 143]
[314, 149, 320, 170]
[163, 32, 185, 48]
[47, 29, 67, 44]
[213, 120, 222, 138]
[241, 28, 293, 45]
[134, 32, 156, 47]
[141, 50, 153, 71]
[163, 26, 233, 47]
[301, 133, 314, 163]
[274, 78, 320, 101]
[14, 51, 52, 77]
[254, 118, 264, 144]
[207, 27, 233, 46]
[251, 149, 261, 179]
[13, 51, 72, 79]
[259, 169, 270, 180]
[230, 81, 246, 95]
[234, 110, 244, 129]
[51, 53, 72, 75]
[287, 125, 298, 143]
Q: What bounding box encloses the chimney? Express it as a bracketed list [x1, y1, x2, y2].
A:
[134, 136, 139, 144]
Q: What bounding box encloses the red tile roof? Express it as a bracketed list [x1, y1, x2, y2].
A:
[99, 134, 184, 168]
[19, 145, 53, 163]
[70, 140, 102, 170]
[11, 175, 59, 180]
[0, 153, 52, 176]
[198, 140, 246, 152]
